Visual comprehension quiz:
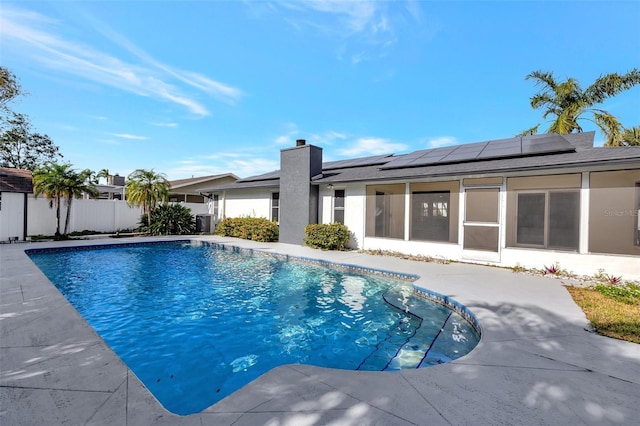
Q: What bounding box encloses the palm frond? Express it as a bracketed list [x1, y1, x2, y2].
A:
[585, 69, 640, 104]
[592, 112, 624, 146]
[517, 125, 540, 136]
[622, 126, 640, 146]
[525, 70, 557, 90]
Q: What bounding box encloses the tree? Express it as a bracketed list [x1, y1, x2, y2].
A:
[622, 126, 640, 146]
[1, 66, 62, 170]
[1, 113, 61, 170]
[33, 163, 72, 236]
[126, 169, 170, 227]
[96, 168, 111, 184]
[33, 163, 98, 237]
[1, 67, 23, 112]
[522, 69, 640, 146]
[61, 168, 99, 235]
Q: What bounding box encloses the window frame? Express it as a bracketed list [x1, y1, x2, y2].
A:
[333, 189, 345, 224]
[410, 190, 451, 242]
[365, 184, 405, 239]
[515, 189, 580, 251]
[271, 192, 280, 223]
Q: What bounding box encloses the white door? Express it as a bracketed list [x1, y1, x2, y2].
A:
[462, 187, 501, 262]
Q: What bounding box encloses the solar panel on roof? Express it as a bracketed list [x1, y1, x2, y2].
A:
[441, 143, 488, 162]
[522, 134, 573, 154]
[476, 138, 522, 160]
[322, 154, 393, 170]
[380, 134, 576, 170]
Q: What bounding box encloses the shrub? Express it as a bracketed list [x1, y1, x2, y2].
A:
[68, 230, 101, 236]
[215, 217, 279, 242]
[141, 203, 195, 236]
[304, 223, 350, 250]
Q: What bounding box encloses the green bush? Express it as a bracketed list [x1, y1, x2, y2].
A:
[68, 230, 102, 236]
[215, 217, 279, 242]
[141, 204, 195, 236]
[304, 223, 350, 250]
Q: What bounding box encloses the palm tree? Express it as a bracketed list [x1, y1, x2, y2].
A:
[622, 126, 640, 146]
[125, 169, 170, 227]
[33, 163, 69, 236]
[523, 69, 640, 146]
[96, 168, 110, 184]
[61, 168, 99, 235]
[32, 164, 98, 236]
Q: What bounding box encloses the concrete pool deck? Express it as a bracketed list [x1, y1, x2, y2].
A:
[1, 236, 639, 425]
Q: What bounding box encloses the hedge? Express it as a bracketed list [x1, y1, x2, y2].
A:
[304, 223, 350, 250]
[215, 217, 279, 242]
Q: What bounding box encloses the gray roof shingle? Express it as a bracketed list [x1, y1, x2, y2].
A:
[0, 168, 33, 193]
[205, 132, 640, 191]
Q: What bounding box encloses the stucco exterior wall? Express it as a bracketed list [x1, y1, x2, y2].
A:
[319, 182, 366, 249]
[222, 189, 273, 220]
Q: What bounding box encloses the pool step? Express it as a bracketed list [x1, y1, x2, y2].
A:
[378, 287, 468, 370]
[355, 314, 422, 371]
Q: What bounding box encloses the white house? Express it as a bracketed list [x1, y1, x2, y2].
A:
[203, 134, 640, 279]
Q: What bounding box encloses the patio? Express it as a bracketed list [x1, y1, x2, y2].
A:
[1, 236, 639, 425]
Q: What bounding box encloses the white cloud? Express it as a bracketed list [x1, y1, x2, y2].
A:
[151, 122, 178, 128]
[97, 138, 122, 146]
[111, 133, 149, 141]
[424, 136, 458, 149]
[167, 155, 279, 180]
[0, 6, 243, 116]
[269, 1, 406, 62]
[274, 135, 292, 145]
[288, 1, 378, 34]
[202, 152, 243, 160]
[337, 137, 407, 156]
[273, 125, 348, 148]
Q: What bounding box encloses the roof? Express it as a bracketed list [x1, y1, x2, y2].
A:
[169, 173, 239, 190]
[206, 132, 640, 190]
[0, 167, 33, 193]
[314, 145, 640, 184]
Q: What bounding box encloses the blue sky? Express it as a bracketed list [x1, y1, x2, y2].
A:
[1, 1, 639, 180]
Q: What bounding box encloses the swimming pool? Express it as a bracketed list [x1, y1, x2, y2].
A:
[27, 241, 480, 415]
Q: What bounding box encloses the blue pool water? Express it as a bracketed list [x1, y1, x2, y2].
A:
[27, 241, 479, 415]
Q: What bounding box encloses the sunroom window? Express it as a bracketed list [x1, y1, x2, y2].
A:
[516, 190, 579, 250]
[365, 184, 405, 239]
[411, 191, 450, 241]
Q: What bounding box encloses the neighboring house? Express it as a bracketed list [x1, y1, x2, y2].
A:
[94, 174, 126, 200]
[0, 167, 33, 242]
[204, 134, 640, 279]
[168, 173, 239, 205]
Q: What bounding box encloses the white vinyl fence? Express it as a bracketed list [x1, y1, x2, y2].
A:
[26, 198, 209, 236]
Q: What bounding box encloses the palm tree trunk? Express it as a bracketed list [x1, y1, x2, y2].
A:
[55, 196, 61, 236]
[63, 197, 72, 235]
